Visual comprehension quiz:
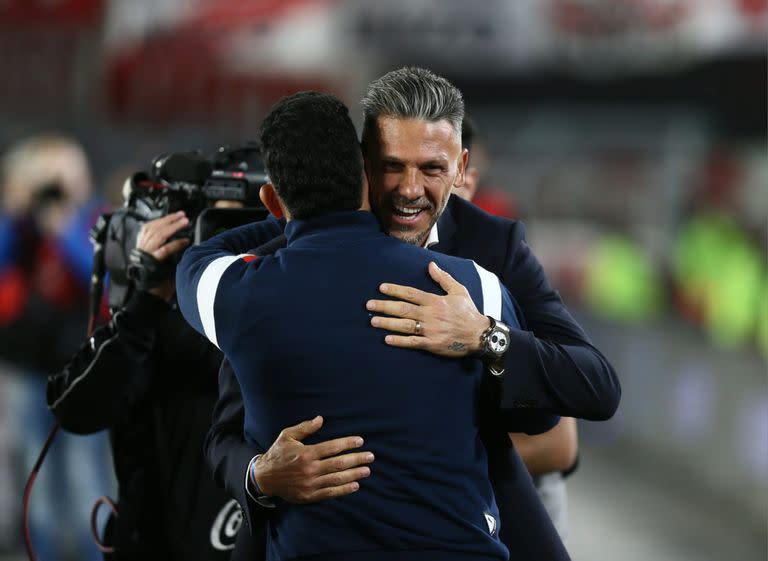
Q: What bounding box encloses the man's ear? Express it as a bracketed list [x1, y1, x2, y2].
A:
[259, 184, 285, 219]
[455, 148, 469, 187]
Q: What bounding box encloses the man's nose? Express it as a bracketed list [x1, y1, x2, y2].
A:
[398, 168, 424, 199]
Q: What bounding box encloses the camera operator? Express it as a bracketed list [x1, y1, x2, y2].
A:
[46, 180, 251, 560]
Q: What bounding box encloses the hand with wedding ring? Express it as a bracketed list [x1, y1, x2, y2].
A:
[366, 262, 491, 358]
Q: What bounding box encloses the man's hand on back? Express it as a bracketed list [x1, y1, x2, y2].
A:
[252, 416, 375, 504]
[366, 262, 490, 357]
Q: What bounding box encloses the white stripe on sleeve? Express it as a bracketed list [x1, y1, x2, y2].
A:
[472, 262, 502, 321]
[197, 255, 242, 348]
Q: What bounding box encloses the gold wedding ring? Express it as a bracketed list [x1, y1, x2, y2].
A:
[414, 320, 422, 335]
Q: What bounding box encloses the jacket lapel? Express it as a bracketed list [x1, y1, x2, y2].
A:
[431, 196, 459, 255]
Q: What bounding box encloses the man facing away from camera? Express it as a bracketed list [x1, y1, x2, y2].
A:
[176, 91, 567, 561]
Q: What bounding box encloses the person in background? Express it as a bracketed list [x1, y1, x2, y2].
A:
[0, 134, 112, 561]
[454, 115, 579, 539]
[451, 115, 484, 202]
[46, 149, 267, 559]
[454, 117, 517, 219]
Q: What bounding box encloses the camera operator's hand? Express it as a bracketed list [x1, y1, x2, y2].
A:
[136, 211, 190, 300]
[252, 416, 374, 503]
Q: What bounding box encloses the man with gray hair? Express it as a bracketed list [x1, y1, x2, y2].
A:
[359, 67, 464, 247]
[204, 67, 620, 560]
[359, 65, 606, 542]
[363, 67, 579, 538]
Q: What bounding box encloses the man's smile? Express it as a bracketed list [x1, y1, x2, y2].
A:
[393, 204, 427, 220]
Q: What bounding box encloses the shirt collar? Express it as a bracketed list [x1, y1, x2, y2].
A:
[424, 223, 440, 248]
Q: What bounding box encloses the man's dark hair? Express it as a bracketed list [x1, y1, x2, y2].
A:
[259, 91, 363, 220]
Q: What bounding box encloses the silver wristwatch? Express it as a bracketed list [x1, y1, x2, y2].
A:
[480, 316, 510, 377]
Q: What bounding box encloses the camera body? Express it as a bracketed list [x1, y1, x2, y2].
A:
[205, 141, 268, 208]
[97, 146, 268, 311]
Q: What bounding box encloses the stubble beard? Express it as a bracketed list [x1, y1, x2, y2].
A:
[389, 214, 436, 247]
[372, 188, 451, 247]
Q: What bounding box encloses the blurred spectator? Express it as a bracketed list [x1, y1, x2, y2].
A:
[0, 134, 113, 561]
[583, 235, 663, 323]
[0, 135, 102, 365]
[673, 212, 764, 350]
[454, 116, 518, 218]
[453, 114, 578, 540]
[758, 283, 768, 357]
[452, 115, 484, 202]
[672, 149, 767, 353]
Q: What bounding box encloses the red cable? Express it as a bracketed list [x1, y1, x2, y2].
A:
[22, 422, 60, 561]
[90, 496, 118, 553]
[23, 308, 118, 560]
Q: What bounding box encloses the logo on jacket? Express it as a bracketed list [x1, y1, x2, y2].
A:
[484, 512, 497, 535]
[210, 499, 243, 551]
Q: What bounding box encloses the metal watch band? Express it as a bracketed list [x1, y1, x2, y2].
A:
[478, 317, 497, 359]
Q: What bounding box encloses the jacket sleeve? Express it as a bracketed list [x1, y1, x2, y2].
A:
[499, 224, 621, 421]
[204, 358, 271, 534]
[461, 260, 560, 436]
[46, 291, 170, 434]
[199, 230, 286, 534]
[175, 218, 283, 346]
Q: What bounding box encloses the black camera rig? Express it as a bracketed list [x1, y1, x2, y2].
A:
[89, 144, 269, 316]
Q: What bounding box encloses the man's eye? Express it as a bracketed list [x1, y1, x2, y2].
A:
[423, 166, 445, 176]
[382, 162, 402, 172]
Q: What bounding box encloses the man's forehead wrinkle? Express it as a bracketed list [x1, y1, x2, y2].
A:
[375, 108, 461, 135]
[419, 139, 452, 161]
[379, 147, 451, 168]
[377, 119, 459, 160]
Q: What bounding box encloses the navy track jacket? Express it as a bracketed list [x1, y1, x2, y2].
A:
[177, 211, 525, 561]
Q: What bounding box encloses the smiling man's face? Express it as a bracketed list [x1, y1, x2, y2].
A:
[365, 116, 467, 247]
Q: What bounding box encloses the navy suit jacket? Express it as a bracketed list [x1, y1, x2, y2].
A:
[204, 196, 620, 560]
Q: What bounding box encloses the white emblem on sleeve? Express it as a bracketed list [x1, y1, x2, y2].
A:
[197, 255, 242, 348]
[472, 262, 502, 321]
[484, 512, 498, 535]
[210, 499, 242, 551]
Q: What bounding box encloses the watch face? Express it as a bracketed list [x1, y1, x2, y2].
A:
[488, 328, 508, 355]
